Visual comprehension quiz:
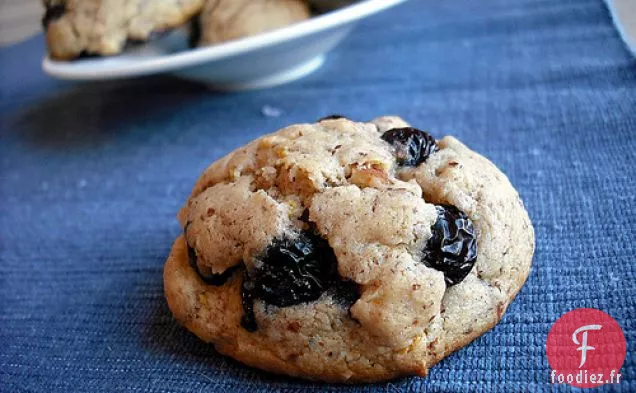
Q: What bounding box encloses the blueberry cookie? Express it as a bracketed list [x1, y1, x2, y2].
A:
[198, 0, 310, 46]
[163, 116, 534, 382]
[43, 0, 204, 60]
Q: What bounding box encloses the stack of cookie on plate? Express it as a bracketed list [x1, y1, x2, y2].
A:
[42, 0, 327, 60]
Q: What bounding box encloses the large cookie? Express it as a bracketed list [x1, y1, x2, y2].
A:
[43, 0, 204, 60]
[163, 116, 534, 382]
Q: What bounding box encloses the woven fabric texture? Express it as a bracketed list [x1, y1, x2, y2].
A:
[1, 0, 634, 391]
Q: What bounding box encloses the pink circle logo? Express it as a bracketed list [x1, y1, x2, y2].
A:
[546, 308, 626, 388]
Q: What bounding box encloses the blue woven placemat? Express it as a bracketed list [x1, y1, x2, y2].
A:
[1, 0, 634, 392]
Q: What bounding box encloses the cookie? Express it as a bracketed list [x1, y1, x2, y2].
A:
[198, 0, 310, 46]
[43, 0, 204, 60]
[163, 116, 534, 382]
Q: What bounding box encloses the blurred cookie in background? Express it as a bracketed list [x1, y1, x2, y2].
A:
[41, 0, 362, 59]
[42, 0, 205, 60]
[198, 0, 311, 46]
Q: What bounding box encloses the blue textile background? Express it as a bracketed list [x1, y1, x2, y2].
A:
[1, 0, 634, 392]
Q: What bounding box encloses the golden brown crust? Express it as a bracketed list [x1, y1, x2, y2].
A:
[164, 236, 408, 383]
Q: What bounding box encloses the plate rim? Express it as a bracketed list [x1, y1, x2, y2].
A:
[42, 0, 409, 80]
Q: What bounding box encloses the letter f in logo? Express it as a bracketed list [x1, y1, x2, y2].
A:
[572, 324, 602, 368]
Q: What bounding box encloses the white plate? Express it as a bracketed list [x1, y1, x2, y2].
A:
[605, 0, 636, 56]
[42, 0, 408, 90]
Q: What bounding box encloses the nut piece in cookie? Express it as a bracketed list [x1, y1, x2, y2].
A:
[163, 116, 534, 383]
[198, 0, 310, 46]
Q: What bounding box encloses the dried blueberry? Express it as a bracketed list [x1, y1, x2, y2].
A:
[381, 127, 439, 167]
[329, 280, 360, 308]
[249, 231, 338, 306]
[42, 2, 66, 28]
[318, 114, 347, 122]
[241, 231, 359, 330]
[240, 273, 258, 332]
[422, 204, 477, 286]
[299, 208, 311, 222]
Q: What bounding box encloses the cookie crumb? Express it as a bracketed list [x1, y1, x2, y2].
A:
[261, 105, 283, 118]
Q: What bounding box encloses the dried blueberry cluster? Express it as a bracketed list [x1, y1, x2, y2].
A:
[422, 204, 477, 286]
[244, 232, 341, 307]
[240, 231, 359, 331]
[381, 127, 439, 167]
